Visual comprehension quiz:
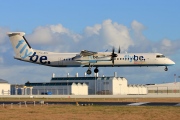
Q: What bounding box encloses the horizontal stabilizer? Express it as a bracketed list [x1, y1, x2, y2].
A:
[7, 32, 25, 36]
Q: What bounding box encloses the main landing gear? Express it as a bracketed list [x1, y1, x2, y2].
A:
[164, 66, 168, 71]
[86, 67, 99, 75]
[86, 64, 99, 75]
[86, 69, 92, 75]
[94, 67, 99, 73]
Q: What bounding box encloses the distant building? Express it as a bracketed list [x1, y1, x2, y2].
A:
[147, 82, 180, 94]
[0, 79, 10, 95]
[25, 72, 147, 95]
[11, 84, 31, 95]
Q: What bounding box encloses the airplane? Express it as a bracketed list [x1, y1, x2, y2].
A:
[7, 32, 175, 75]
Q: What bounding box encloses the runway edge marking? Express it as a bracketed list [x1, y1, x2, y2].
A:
[128, 102, 149, 106]
[175, 103, 180, 106]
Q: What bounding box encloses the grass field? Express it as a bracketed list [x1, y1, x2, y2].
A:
[0, 104, 180, 120]
[0, 98, 180, 120]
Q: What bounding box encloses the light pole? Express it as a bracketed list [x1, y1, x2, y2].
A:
[119, 84, 121, 95]
[95, 75, 96, 95]
[67, 80, 68, 95]
[51, 87, 52, 94]
[174, 74, 176, 83]
[98, 78, 101, 94]
[179, 76, 180, 94]
[43, 83, 46, 94]
[104, 78, 106, 95]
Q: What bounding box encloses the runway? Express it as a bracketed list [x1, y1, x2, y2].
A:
[1, 94, 180, 98]
[0, 101, 180, 106]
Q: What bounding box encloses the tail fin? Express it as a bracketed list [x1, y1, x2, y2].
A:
[7, 32, 34, 59]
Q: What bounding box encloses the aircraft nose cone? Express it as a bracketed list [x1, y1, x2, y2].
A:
[170, 59, 175, 65]
[172, 60, 175, 65]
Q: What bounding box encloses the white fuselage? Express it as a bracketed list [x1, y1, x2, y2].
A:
[15, 49, 175, 68]
[7, 32, 175, 74]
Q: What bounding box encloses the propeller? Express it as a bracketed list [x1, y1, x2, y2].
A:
[111, 47, 117, 66]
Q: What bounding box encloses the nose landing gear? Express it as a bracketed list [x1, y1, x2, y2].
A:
[164, 66, 168, 71]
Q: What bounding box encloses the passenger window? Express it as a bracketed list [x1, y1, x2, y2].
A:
[156, 55, 160, 58]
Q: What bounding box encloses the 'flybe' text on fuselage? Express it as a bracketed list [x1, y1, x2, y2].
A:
[124, 55, 145, 62]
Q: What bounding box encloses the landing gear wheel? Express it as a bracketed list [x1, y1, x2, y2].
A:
[87, 69, 92, 75]
[164, 66, 168, 71]
[94, 68, 99, 73]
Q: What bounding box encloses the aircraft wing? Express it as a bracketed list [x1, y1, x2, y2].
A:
[78, 50, 112, 62]
[73, 50, 112, 63]
[80, 50, 98, 57]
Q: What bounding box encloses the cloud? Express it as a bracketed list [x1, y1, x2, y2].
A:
[27, 24, 82, 44]
[0, 27, 10, 53]
[0, 27, 9, 44]
[150, 38, 180, 55]
[130, 20, 180, 55]
[84, 24, 101, 37]
[129, 20, 152, 52]
[0, 56, 3, 64]
[2, 19, 180, 59]
[26, 24, 82, 52]
[131, 20, 148, 47]
[27, 26, 53, 44]
[99, 19, 134, 51]
[80, 19, 134, 52]
[0, 45, 10, 53]
[131, 20, 146, 41]
[2, 19, 179, 55]
[11, 19, 180, 55]
[0, 65, 74, 84]
[158, 39, 180, 55]
[25, 20, 134, 52]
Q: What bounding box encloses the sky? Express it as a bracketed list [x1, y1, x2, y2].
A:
[0, 0, 180, 84]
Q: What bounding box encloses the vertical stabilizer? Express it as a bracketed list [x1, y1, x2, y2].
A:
[7, 32, 34, 59]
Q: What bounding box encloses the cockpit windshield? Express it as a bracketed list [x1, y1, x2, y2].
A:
[156, 55, 165, 58]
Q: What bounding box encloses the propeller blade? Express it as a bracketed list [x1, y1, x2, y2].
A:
[112, 47, 115, 54]
[111, 47, 116, 66]
[118, 46, 121, 53]
[112, 59, 114, 67]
